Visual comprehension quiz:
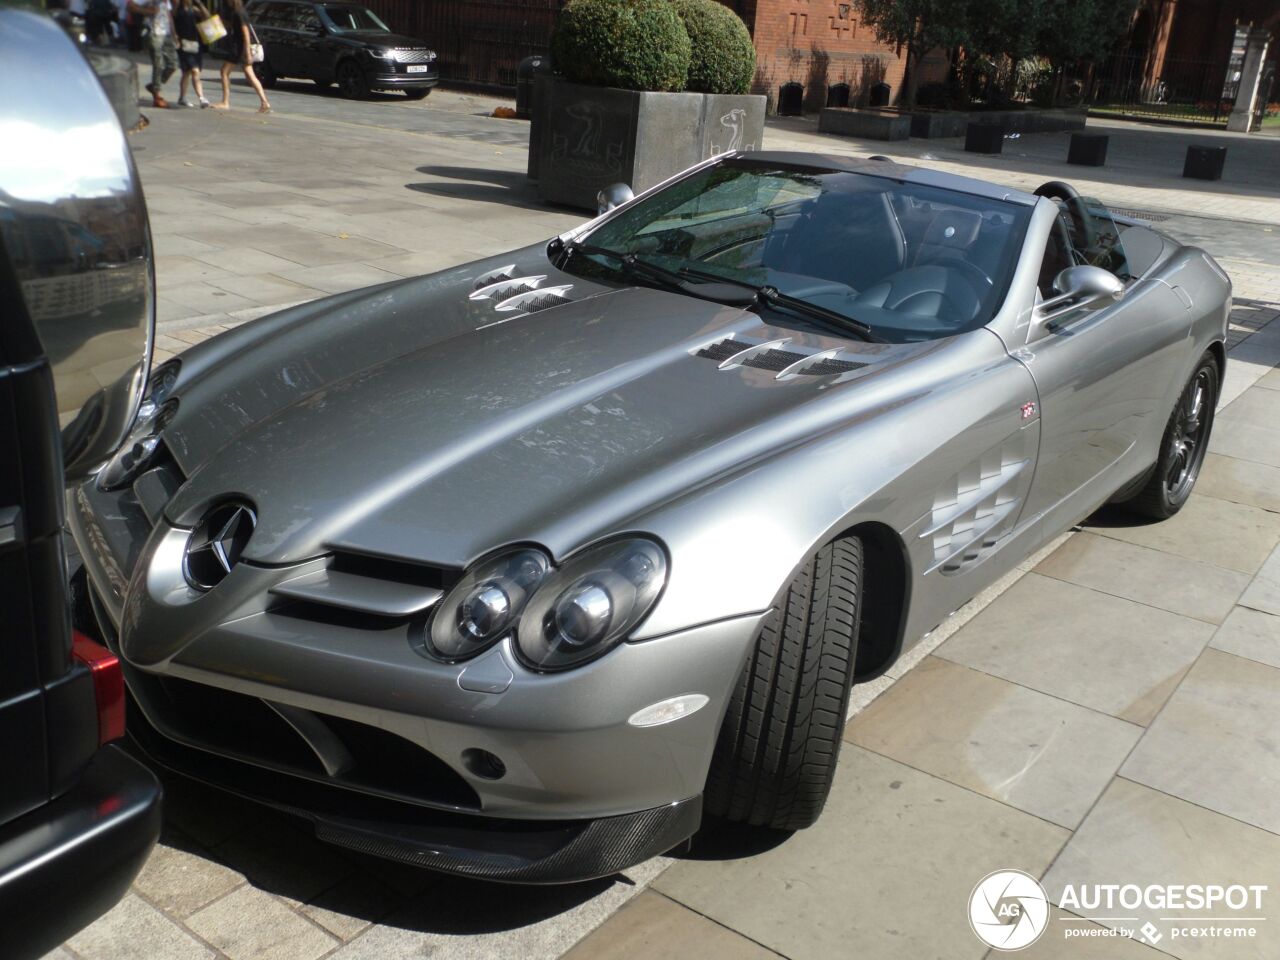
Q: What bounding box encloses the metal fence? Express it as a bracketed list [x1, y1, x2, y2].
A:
[1088, 53, 1239, 125]
[361, 0, 564, 87]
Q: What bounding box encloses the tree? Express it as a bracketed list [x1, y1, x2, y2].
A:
[857, 0, 973, 108]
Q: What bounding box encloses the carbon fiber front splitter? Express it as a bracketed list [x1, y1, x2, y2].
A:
[125, 700, 701, 884]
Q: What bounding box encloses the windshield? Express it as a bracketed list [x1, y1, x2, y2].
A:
[321, 5, 387, 32]
[566, 159, 1033, 343]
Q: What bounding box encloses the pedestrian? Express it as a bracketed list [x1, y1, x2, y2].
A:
[128, 0, 177, 108]
[174, 0, 211, 107]
[213, 0, 271, 114]
[85, 0, 118, 45]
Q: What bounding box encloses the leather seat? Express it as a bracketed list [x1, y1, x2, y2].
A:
[763, 192, 907, 292]
[912, 209, 983, 269]
[853, 264, 982, 326]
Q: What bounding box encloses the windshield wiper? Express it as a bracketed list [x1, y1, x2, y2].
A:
[561, 241, 879, 343]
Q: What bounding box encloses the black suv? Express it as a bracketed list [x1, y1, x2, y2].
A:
[0, 11, 161, 958]
[246, 0, 439, 99]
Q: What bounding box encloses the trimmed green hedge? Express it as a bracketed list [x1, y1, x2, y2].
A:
[671, 0, 755, 94]
[551, 0, 692, 93]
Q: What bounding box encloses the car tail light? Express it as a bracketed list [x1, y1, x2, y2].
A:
[71, 630, 125, 746]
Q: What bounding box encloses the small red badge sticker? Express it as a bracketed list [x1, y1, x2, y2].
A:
[1021, 401, 1037, 420]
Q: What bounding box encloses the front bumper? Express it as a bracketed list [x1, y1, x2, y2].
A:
[366, 65, 438, 90]
[69, 474, 760, 880]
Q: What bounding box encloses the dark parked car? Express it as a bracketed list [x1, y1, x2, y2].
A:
[245, 0, 439, 99]
[0, 10, 161, 957]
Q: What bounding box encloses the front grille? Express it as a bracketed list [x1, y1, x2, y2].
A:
[391, 49, 436, 64]
[127, 670, 480, 810]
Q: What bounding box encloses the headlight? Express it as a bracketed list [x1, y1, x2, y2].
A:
[371, 47, 396, 59]
[428, 548, 550, 661]
[133, 359, 181, 426]
[516, 538, 667, 671]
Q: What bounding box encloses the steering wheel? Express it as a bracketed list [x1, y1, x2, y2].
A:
[1033, 181, 1096, 257]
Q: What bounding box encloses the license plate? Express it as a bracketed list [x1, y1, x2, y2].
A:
[406, 64, 429, 73]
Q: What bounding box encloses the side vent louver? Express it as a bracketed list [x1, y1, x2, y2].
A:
[472, 264, 517, 290]
[469, 275, 548, 301]
[494, 285, 573, 314]
[693, 338, 870, 378]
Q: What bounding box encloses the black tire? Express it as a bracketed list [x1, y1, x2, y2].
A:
[404, 88, 431, 100]
[336, 60, 369, 99]
[704, 535, 863, 831]
[1123, 351, 1219, 519]
[256, 58, 278, 88]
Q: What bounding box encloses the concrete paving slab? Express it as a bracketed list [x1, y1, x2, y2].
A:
[1196, 452, 1280, 513]
[132, 836, 246, 919]
[1084, 495, 1280, 575]
[1121, 648, 1280, 834]
[1011, 907, 1172, 959]
[560, 891, 783, 960]
[1033, 531, 1249, 624]
[846, 656, 1143, 829]
[936, 573, 1214, 724]
[1042, 778, 1280, 960]
[653, 746, 1068, 960]
[1209, 417, 1280, 467]
[185, 884, 339, 960]
[66, 893, 215, 960]
[1210, 604, 1280, 670]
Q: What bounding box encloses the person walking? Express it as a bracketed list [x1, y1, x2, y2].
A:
[129, 0, 177, 107]
[213, 0, 271, 113]
[174, 0, 210, 107]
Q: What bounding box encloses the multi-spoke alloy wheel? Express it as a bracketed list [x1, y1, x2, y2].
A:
[1124, 351, 1219, 519]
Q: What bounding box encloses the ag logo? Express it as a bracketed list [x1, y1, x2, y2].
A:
[968, 869, 1050, 951]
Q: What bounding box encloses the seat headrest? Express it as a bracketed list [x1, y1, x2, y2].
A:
[923, 209, 982, 249]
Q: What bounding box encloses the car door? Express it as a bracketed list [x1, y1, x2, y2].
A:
[252, 2, 296, 76]
[289, 3, 330, 81]
[1015, 203, 1192, 532]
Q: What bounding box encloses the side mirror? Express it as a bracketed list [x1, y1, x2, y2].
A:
[597, 183, 634, 216]
[0, 7, 154, 482]
[1035, 265, 1124, 326]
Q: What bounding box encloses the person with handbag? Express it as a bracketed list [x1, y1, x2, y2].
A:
[128, 0, 177, 108]
[212, 0, 271, 113]
[174, 0, 211, 107]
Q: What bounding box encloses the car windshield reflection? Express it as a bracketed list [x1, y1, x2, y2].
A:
[565, 158, 1033, 343]
[321, 4, 388, 32]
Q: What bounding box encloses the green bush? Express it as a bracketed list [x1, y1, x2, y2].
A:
[551, 0, 692, 93]
[671, 0, 755, 94]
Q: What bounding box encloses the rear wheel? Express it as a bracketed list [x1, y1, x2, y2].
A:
[336, 60, 369, 99]
[704, 535, 863, 830]
[1122, 351, 1219, 519]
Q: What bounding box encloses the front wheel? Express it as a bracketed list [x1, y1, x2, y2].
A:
[336, 60, 369, 99]
[1121, 351, 1219, 519]
[704, 535, 863, 831]
[256, 58, 278, 88]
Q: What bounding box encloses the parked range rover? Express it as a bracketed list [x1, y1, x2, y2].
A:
[246, 0, 439, 99]
[0, 10, 161, 957]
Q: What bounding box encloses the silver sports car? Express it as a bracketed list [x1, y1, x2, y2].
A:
[70, 152, 1231, 882]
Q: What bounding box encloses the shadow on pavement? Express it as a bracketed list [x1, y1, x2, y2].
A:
[676, 817, 794, 861]
[407, 164, 547, 211]
[155, 768, 623, 933]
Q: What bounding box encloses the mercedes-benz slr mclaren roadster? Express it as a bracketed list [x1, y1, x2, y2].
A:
[70, 153, 1231, 883]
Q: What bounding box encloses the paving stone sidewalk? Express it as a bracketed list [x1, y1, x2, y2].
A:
[52, 78, 1280, 960]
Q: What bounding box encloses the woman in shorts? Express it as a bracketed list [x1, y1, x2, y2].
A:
[213, 0, 271, 113]
[175, 0, 211, 107]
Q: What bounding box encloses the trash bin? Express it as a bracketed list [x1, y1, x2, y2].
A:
[1183, 145, 1226, 181]
[1067, 133, 1108, 166]
[826, 82, 850, 108]
[777, 82, 804, 116]
[516, 55, 550, 121]
[965, 122, 1004, 154]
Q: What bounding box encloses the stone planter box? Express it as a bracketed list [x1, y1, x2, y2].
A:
[531, 77, 765, 210]
[818, 108, 910, 141]
[910, 111, 968, 138]
[966, 107, 1087, 133]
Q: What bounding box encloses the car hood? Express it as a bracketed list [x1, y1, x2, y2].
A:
[161, 271, 926, 568]
[341, 30, 430, 49]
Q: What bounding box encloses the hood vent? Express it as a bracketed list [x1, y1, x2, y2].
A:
[469, 275, 547, 302]
[494, 285, 573, 314]
[472, 264, 517, 290]
[694, 338, 870, 379]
